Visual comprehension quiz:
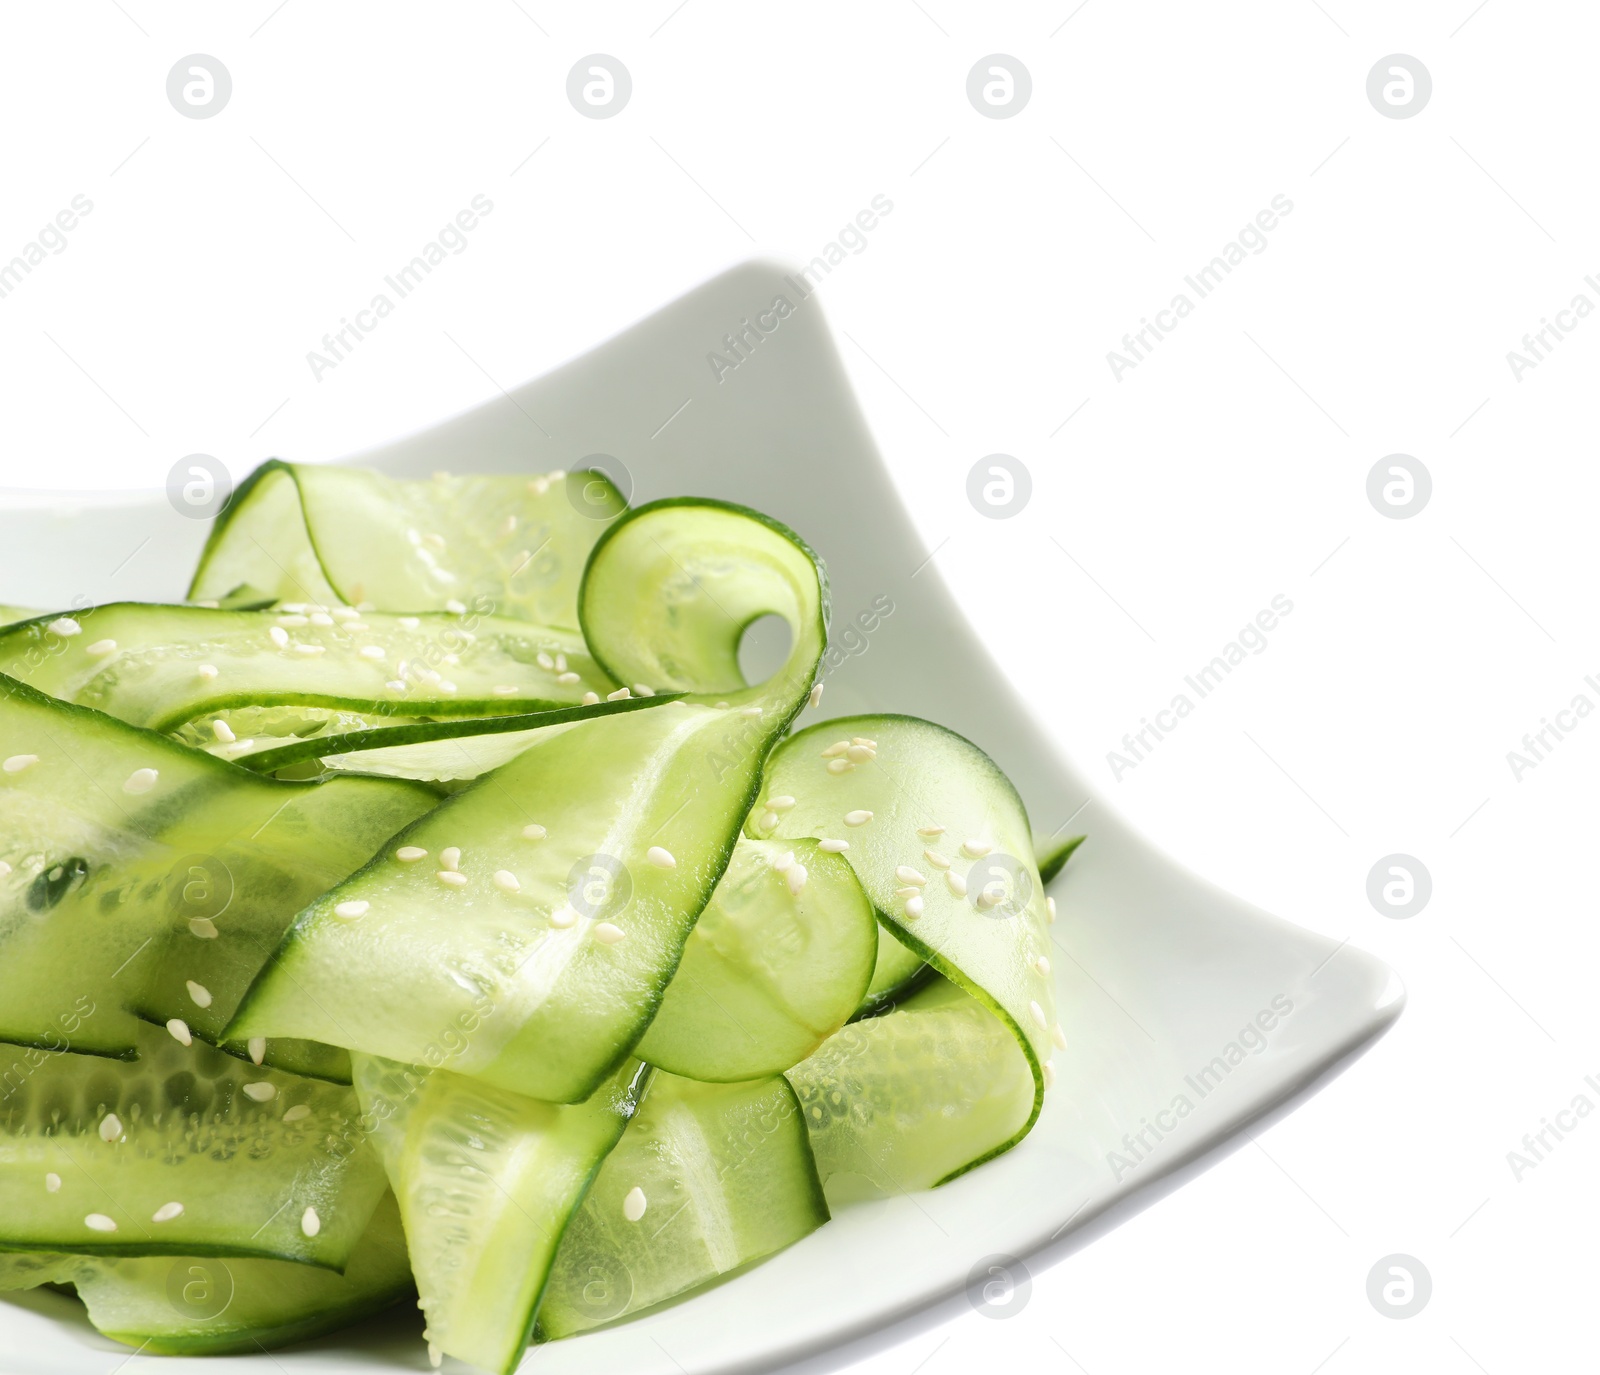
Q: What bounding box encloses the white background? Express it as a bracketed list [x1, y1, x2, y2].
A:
[0, 1, 1592, 1371]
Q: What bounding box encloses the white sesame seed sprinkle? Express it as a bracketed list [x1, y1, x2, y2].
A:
[439, 847, 461, 871]
[269, 626, 290, 648]
[399, 616, 420, 630]
[152, 1201, 184, 1223]
[818, 838, 849, 853]
[276, 614, 309, 627]
[607, 687, 631, 701]
[945, 871, 968, 898]
[522, 824, 547, 841]
[852, 737, 876, 747]
[437, 871, 468, 888]
[166, 1018, 192, 1047]
[845, 745, 875, 762]
[1051, 1023, 1067, 1049]
[197, 663, 219, 680]
[557, 672, 581, 685]
[646, 846, 676, 869]
[895, 866, 926, 886]
[334, 899, 369, 920]
[895, 886, 920, 899]
[386, 680, 408, 693]
[244, 1082, 276, 1102]
[186, 980, 212, 1008]
[623, 1186, 648, 1221]
[772, 851, 795, 873]
[396, 846, 427, 862]
[85, 1213, 117, 1232]
[904, 895, 924, 920]
[537, 652, 554, 670]
[1029, 1000, 1048, 1029]
[444, 599, 467, 615]
[0, 862, 10, 877]
[359, 645, 385, 660]
[1043, 1060, 1056, 1090]
[301, 1206, 321, 1237]
[493, 685, 518, 696]
[581, 691, 601, 705]
[1046, 896, 1057, 924]
[189, 917, 218, 939]
[917, 825, 945, 837]
[786, 863, 808, 896]
[98, 1113, 121, 1143]
[47, 617, 81, 637]
[843, 810, 873, 827]
[923, 849, 951, 869]
[758, 810, 779, 829]
[211, 719, 236, 744]
[45, 1172, 60, 1192]
[493, 870, 520, 893]
[962, 839, 992, 858]
[1034, 956, 1051, 977]
[3, 754, 39, 774]
[768, 796, 796, 811]
[635, 685, 656, 697]
[809, 683, 823, 708]
[293, 643, 323, 657]
[593, 922, 626, 945]
[85, 638, 117, 658]
[309, 612, 334, 626]
[283, 1105, 311, 1122]
[247, 1037, 266, 1064]
[123, 768, 159, 794]
[740, 705, 763, 717]
[549, 904, 578, 928]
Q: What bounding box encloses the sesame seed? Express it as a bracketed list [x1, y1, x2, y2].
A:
[843, 810, 873, 827]
[437, 871, 468, 888]
[3, 754, 39, 774]
[277, 614, 309, 627]
[821, 742, 850, 758]
[809, 683, 823, 708]
[334, 899, 369, 920]
[768, 796, 796, 811]
[904, 895, 924, 920]
[522, 824, 547, 841]
[845, 745, 875, 762]
[283, 1105, 311, 1122]
[646, 846, 676, 869]
[396, 846, 427, 862]
[962, 839, 992, 858]
[581, 691, 600, 705]
[386, 680, 408, 693]
[945, 871, 968, 898]
[45, 1172, 60, 1192]
[85, 1213, 117, 1232]
[554, 653, 568, 672]
[269, 625, 290, 648]
[47, 617, 80, 637]
[536, 652, 554, 670]
[818, 838, 849, 853]
[294, 643, 325, 657]
[758, 810, 779, 829]
[549, 904, 578, 928]
[593, 922, 626, 945]
[1043, 1061, 1056, 1090]
[248, 1037, 266, 1065]
[439, 847, 461, 871]
[977, 884, 1005, 910]
[332, 606, 360, 620]
[786, 864, 808, 896]
[493, 870, 520, 893]
[852, 737, 876, 747]
[713, 701, 729, 709]
[493, 685, 518, 697]
[1051, 1023, 1067, 1050]
[310, 612, 334, 627]
[1029, 1000, 1048, 1029]
[895, 886, 919, 898]
[0, 862, 10, 876]
[399, 616, 420, 630]
[189, 917, 218, 939]
[529, 477, 550, 497]
[244, 1082, 276, 1102]
[166, 1018, 192, 1047]
[186, 980, 212, 1008]
[772, 851, 795, 872]
[205, 720, 236, 747]
[895, 866, 926, 886]
[444, 599, 467, 615]
[740, 705, 763, 717]
[917, 825, 945, 838]
[635, 684, 656, 697]
[98, 1113, 121, 1142]
[557, 672, 581, 685]
[923, 849, 951, 869]
[152, 1201, 184, 1223]
[359, 645, 385, 660]
[623, 1186, 648, 1221]
[301, 1206, 321, 1237]
[123, 768, 159, 794]
[85, 639, 117, 658]
[1046, 896, 1057, 924]
[607, 688, 631, 701]
[1034, 956, 1051, 977]
[197, 663, 219, 680]
[282, 602, 309, 613]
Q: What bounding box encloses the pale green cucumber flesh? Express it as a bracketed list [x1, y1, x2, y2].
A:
[540, 1072, 827, 1339]
[636, 838, 876, 1081]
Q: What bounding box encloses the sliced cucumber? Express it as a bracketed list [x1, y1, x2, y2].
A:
[353, 1054, 646, 1375]
[789, 976, 1035, 1191]
[635, 838, 876, 1081]
[0, 1020, 387, 1267]
[0, 671, 433, 1076]
[231, 500, 829, 1103]
[540, 1071, 827, 1340]
[190, 461, 624, 630]
[1036, 831, 1085, 885]
[0, 603, 613, 742]
[756, 715, 1058, 1169]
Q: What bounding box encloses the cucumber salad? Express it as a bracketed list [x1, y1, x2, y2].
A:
[0, 460, 1082, 1372]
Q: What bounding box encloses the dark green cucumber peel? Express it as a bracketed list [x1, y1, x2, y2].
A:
[0, 669, 433, 1076]
[539, 1072, 828, 1340]
[1036, 832, 1086, 885]
[757, 714, 1059, 1183]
